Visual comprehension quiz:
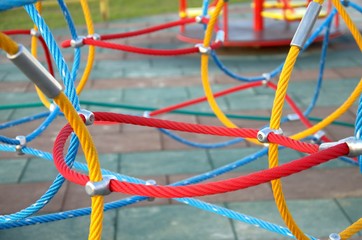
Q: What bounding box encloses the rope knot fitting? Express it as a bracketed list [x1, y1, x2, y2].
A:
[329, 233, 341, 240]
[85, 175, 117, 197]
[311, 130, 325, 144]
[257, 127, 283, 143]
[319, 137, 362, 157]
[70, 36, 85, 48]
[30, 29, 40, 37]
[195, 44, 211, 55]
[78, 109, 95, 126]
[87, 33, 101, 41]
[15, 135, 26, 155]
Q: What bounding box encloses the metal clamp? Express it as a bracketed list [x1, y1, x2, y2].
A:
[257, 127, 283, 143]
[319, 136, 362, 157]
[70, 36, 85, 48]
[195, 44, 211, 55]
[78, 109, 95, 126]
[145, 179, 157, 202]
[87, 33, 101, 41]
[287, 113, 299, 121]
[49, 103, 57, 112]
[15, 136, 26, 155]
[143, 111, 151, 118]
[329, 233, 341, 240]
[195, 15, 204, 23]
[311, 130, 325, 144]
[261, 73, 272, 86]
[30, 28, 40, 37]
[85, 175, 117, 197]
[291, 1, 322, 49]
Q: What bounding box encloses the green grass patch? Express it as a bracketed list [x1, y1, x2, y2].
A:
[0, 0, 247, 30]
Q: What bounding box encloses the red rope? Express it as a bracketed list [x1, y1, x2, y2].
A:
[101, 18, 197, 40]
[150, 81, 263, 116]
[53, 122, 349, 198]
[80, 39, 222, 56]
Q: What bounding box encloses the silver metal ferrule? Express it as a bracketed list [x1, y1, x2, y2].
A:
[257, 127, 283, 143]
[78, 109, 95, 126]
[145, 179, 157, 202]
[195, 44, 211, 54]
[15, 135, 26, 155]
[319, 137, 362, 157]
[329, 233, 341, 240]
[85, 175, 117, 197]
[7, 45, 62, 99]
[291, 1, 322, 48]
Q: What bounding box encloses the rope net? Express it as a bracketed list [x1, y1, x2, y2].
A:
[0, 0, 361, 239]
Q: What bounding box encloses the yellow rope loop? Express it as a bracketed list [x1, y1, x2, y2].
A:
[268, 44, 308, 238]
[331, 0, 362, 51]
[291, 79, 362, 140]
[0, 32, 19, 55]
[53, 92, 104, 240]
[202, 0, 224, 47]
[77, 0, 96, 95]
[340, 218, 362, 239]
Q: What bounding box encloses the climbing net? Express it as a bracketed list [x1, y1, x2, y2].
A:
[0, 0, 361, 239]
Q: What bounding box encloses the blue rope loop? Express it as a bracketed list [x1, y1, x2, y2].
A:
[0, 0, 37, 11]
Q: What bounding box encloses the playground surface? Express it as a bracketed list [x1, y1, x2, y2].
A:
[0, 1, 362, 239]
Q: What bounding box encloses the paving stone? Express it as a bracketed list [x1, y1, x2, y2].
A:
[0, 158, 28, 183]
[0, 210, 116, 240]
[116, 204, 235, 240]
[228, 199, 351, 239]
[120, 149, 211, 176]
[337, 198, 362, 223]
[20, 157, 59, 183]
[0, 181, 67, 215]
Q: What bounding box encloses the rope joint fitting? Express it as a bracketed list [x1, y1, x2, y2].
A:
[87, 33, 101, 41]
[78, 109, 95, 125]
[261, 73, 272, 86]
[85, 175, 117, 197]
[195, 44, 211, 55]
[70, 36, 85, 48]
[319, 136, 362, 157]
[15, 136, 26, 155]
[329, 233, 341, 240]
[286, 113, 299, 121]
[257, 127, 283, 143]
[311, 130, 325, 144]
[30, 29, 40, 37]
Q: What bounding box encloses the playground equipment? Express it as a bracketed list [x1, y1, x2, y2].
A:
[0, 0, 361, 239]
[178, 0, 342, 46]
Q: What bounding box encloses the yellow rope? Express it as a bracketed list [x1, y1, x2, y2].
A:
[340, 218, 362, 239]
[0, 32, 19, 55]
[77, 0, 96, 95]
[53, 92, 103, 240]
[269, 45, 309, 240]
[331, 0, 362, 51]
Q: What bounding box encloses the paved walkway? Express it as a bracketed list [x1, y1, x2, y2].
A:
[0, 2, 362, 240]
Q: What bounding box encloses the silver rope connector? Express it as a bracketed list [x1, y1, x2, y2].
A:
[319, 137, 362, 157]
[291, 1, 322, 49]
[195, 44, 211, 55]
[78, 109, 95, 126]
[15, 135, 26, 155]
[143, 111, 151, 118]
[30, 28, 40, 37]
[70, 36, 85, 48]
[287, 113, 299, 121]
[85, 175, 117, 197]
[257, 127, 283, 143]
[195, 15, 203, 23]
[87, 33, 101, 41]
[329, 233, 341, 240]
[311, 130, 325, 144]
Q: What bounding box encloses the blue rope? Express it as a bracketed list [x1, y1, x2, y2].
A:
[350, 1, 362, 12]
[355, 95, 362, 171]
[0, 0, 37, 11]
[24, 5, 80, 109]
[303, 10, 334, 116]
[0, 112, 49, 130]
